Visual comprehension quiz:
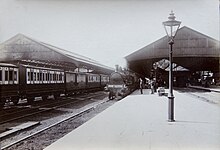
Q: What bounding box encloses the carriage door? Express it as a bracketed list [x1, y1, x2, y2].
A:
[4, 67, 9, 85]
[0, 66, 2, 85]
[13, 68, 19, 84]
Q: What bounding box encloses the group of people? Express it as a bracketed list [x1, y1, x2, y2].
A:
[139, 78, 156, 94]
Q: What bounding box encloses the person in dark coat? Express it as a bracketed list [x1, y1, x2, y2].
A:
[139, 78, 144, 94]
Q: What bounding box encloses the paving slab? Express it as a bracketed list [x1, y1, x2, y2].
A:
[45, 89, 220, 150]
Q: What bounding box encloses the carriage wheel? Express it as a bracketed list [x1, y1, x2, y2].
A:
[27, 97, 34, 104]
[54, 93, 60, 100]
[42, 95, 48, 101]
[12, 97, 19, 105]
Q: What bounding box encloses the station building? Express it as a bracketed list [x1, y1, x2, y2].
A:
[125, 26, 220, 87]
[0, 34, 114, 74]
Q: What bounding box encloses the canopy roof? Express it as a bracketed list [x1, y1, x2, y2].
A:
[125, 26, 220, 76]
[0, 34, 114, 74]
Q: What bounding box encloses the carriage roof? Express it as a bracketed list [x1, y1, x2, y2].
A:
[0, 63, 18, 67]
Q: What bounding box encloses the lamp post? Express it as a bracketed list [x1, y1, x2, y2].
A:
[163, 11, 181, 122]
[153, 63, 158, 92]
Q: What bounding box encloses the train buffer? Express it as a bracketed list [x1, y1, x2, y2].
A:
[45, 89, 220, 150]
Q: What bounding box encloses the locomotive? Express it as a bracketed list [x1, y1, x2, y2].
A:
[0, 62, 110, 108]
[107, 71, 139, 100]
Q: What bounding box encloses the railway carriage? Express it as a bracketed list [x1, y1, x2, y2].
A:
[65, 72, 109, 95]
[65, 71, 87, 95]
[20, 64, 65, 103]
[87, 73, 101, 91]
[0, 63, 19, 107]
[0, 62, 110, 108]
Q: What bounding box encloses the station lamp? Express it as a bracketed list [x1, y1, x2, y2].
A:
[162, 11, 181, 122]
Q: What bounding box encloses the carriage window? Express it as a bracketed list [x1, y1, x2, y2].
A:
[37, 73, 40, 81]
[43, 72, 45, 81]
[62, 73, 64, 82]
[14, 71, 17, 81]
[0, 70, 2, 81]
[30, 72, 33, 81]
[51, 74, 53, 81]
[44, 72, 47, 83]
[59, 74, 62, 81]
[28, 72, 30, 81]
[34, 72, 36, 81]
[53, 74, 56, 81]
[47, 73, 49, 81]
[50, 74, 53, 81]
[5, 70, 9, 81]
[44, 72, 48, 81]
[56, 74, 59, 82]
[77, 74, 86, 82]
[39, 72, 42, 81]
[9, 70, 13, 81]
[44, 73, 46, 81]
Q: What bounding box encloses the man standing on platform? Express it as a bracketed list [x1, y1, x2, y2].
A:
[139, 78, 144, 94]
[151, 80, 155, 94]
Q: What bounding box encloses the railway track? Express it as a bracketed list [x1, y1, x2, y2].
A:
[0, 92, 105, 125]
[1, 101, 103, 150]
[0, 91, 110, 149]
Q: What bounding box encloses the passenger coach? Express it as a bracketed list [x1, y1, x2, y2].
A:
[0, 63, 19, 106]
[0, 62, 110, 108]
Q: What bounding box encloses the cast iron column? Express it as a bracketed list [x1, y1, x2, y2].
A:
[168, 39, 174, 122]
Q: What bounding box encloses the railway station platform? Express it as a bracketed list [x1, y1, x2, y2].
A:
[189, 85, 220, 93]
[45, 89, 220, 150]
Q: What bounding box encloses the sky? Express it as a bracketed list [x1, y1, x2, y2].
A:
[0, 0, 219, 68]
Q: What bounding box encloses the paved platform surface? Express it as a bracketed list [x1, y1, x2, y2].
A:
[45, 89, 220, 150]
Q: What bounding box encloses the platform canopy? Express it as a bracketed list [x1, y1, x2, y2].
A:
[125, 26, 220, 77]
[0, 34, 114, 74]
